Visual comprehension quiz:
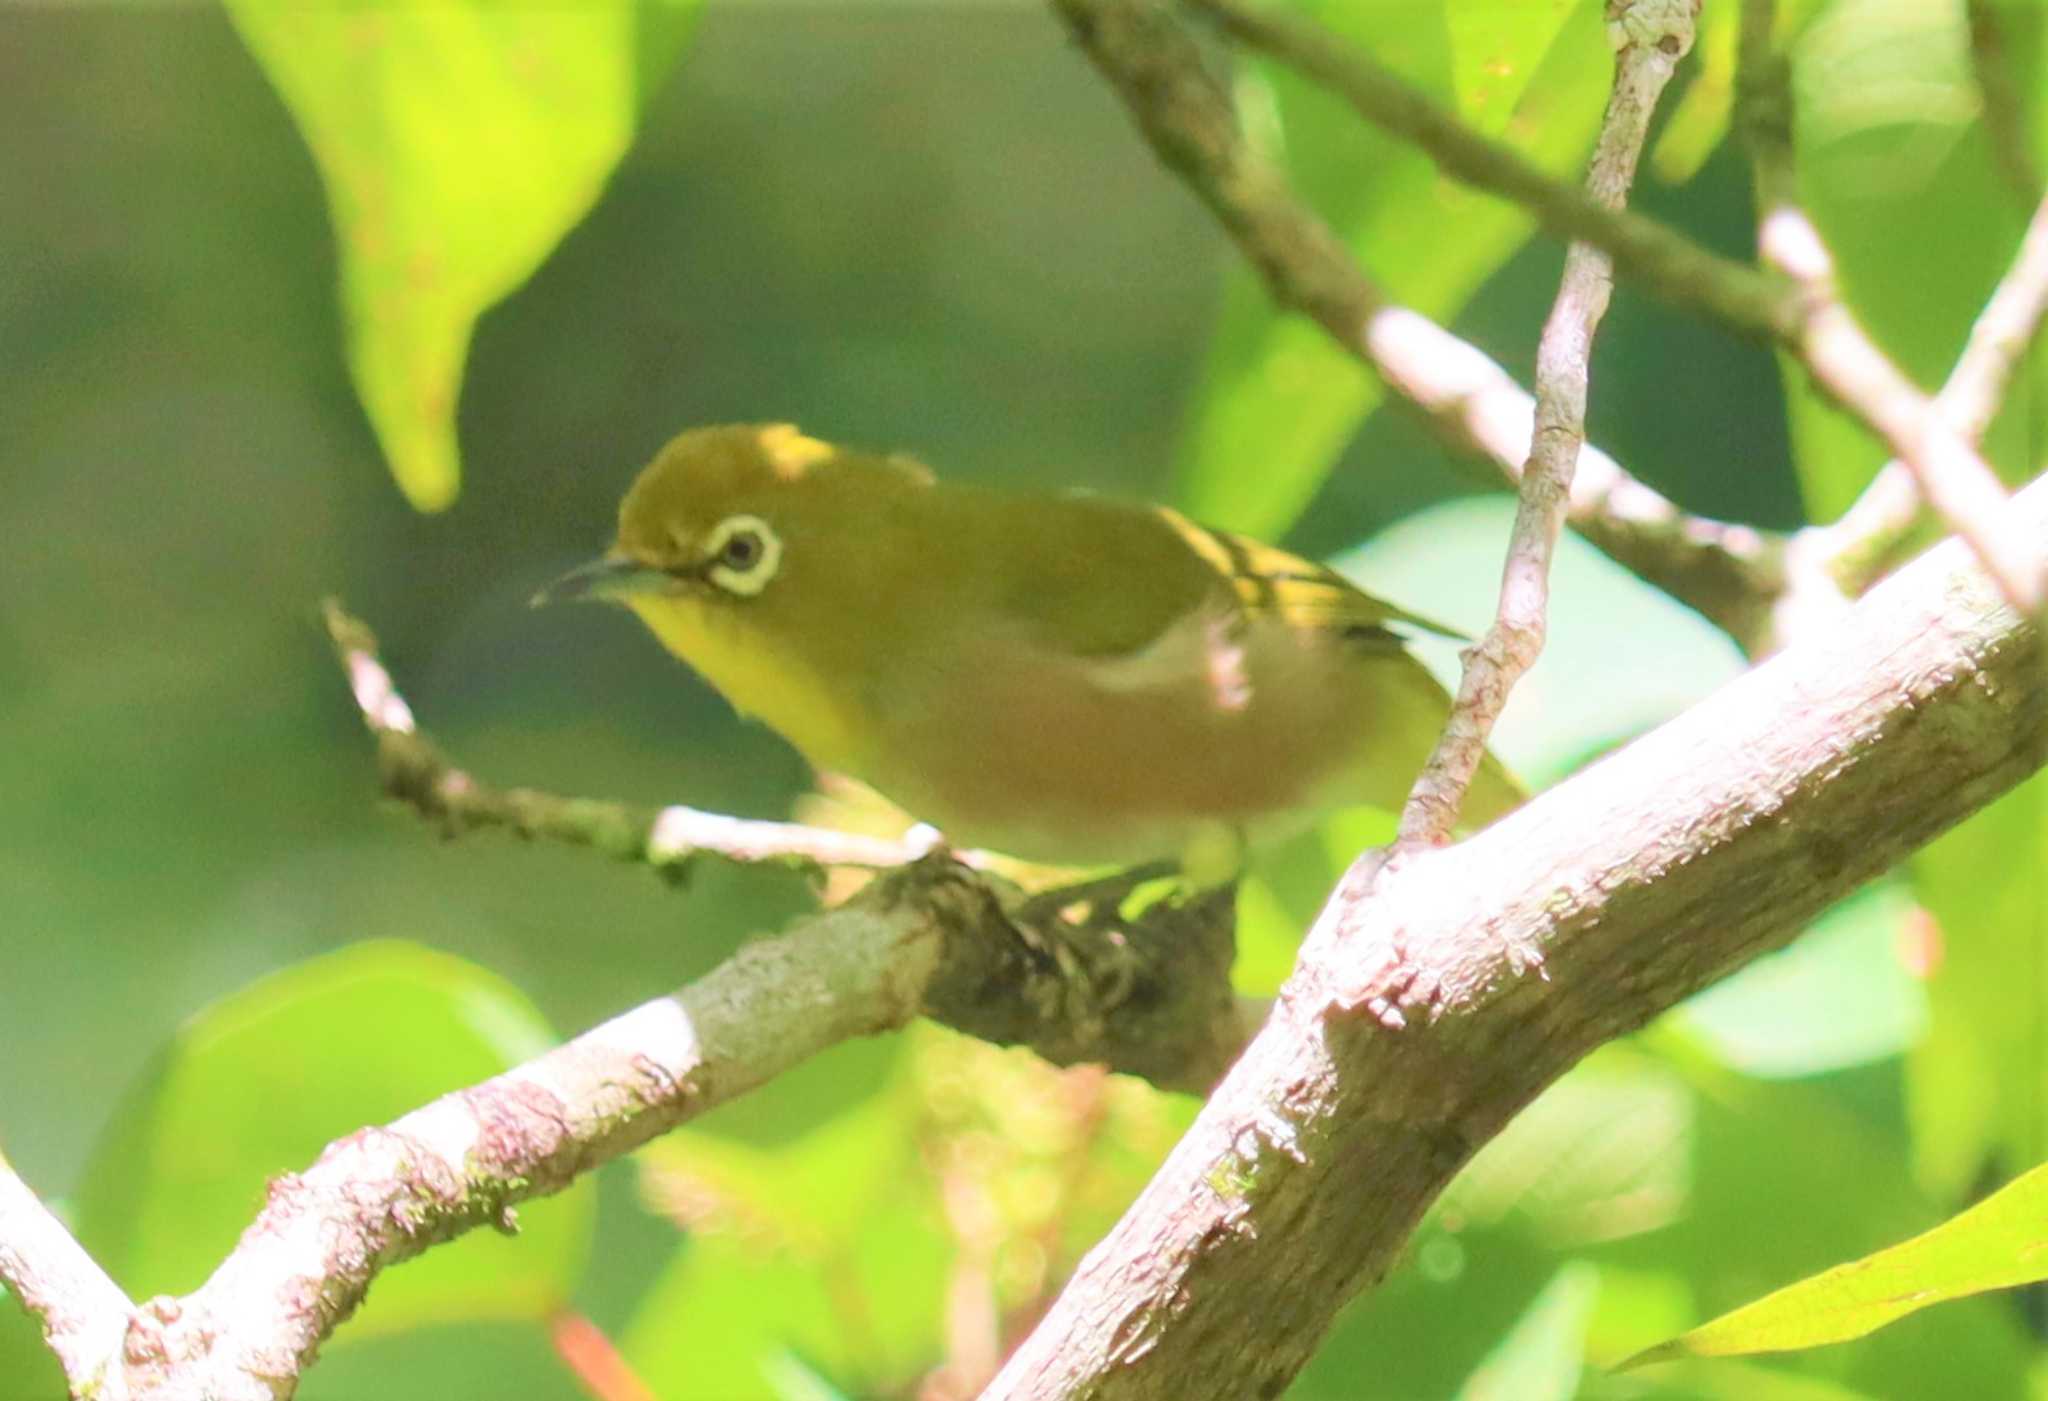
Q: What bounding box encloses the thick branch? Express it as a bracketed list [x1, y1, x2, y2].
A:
[82, 611, 1246, 1400]
[1053, 0, 1783, 651]
[0, 1156, 131, 1395]
[990, 474, 2048, 1397]
[1402, 0, 1692, 843]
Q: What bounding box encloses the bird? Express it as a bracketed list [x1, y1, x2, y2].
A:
[536, 423, 1520, 876]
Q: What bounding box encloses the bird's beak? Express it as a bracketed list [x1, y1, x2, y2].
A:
[530, 554, 673, 608]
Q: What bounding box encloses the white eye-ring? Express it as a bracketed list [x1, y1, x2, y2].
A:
[703, 514, 782, 596]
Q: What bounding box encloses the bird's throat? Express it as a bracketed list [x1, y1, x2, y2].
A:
[624, 596, 861, 772]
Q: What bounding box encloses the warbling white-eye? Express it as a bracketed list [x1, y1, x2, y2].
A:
[538, 424, 1521, 874]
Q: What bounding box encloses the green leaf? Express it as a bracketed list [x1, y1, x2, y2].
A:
[1674, 882, 1925, 1077]
[623, 1095, 947, 1401]
[1649, 0, 1740, 184]
[71, 940, 593, 1340]
[224, 0, 693, 510]
[1905, 771, 2048, 1199]
[1594, 1054, 2035, 1391]
[1446, 1047, 1693, 1246]
[1174, 0, 1610, 538]
[1293, 1224, 1568, 1398]
[0, 1281, 70, 1400]
[1603, 1358, 1883, 1401]
[761, 1350, 856, 1401]
[1234, 806, 1393, 996]
[1454, 1262, 1599, 1401]
[623, 1230, 842, 1401]
[1625, 1158, 2048, 1365]
[1650, 0, 1831, 184]
[1444, 0, 1587, 135]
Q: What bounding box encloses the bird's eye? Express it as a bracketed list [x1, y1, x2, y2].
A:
[702, 514, 782, 597]
[719, 530, 762, 569]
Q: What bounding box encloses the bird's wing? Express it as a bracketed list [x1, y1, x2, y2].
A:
[976, 495, 1459, 665]
[1157, 509, 1468, 650]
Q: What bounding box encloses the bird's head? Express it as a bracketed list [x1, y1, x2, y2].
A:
[536, 424, 863, 609]
[543, 421, 938, 606]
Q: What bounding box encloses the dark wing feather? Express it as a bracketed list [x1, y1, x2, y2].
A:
[1164, 513, 1468, 651]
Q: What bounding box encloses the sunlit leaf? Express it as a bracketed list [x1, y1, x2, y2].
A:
[1444, 0, 1586, 136]
[1674, 882, 1925, 1078]
[1649, 0, 1739, 184]
[1616, 1357, 1883, 1400]
[1174, 0, 1610, 537]
[1625, 1159, 2048, 1365]
[224, 0, 693, 510]
[1650, 0, 1829, 184]
[1454, 1262, 1598, 1401]
[71, 941, 592, 1340]
[761, 1350, 855, 1401]
[621, 1231, 842, 1401]
[1905, 772, 2048, 1199]
[1446, 1048, 1692, 1247]
[1607, 1051, 2035, 1391]
[623, 1094, 946, 1400]
[1293, 1225, 1566, 1398]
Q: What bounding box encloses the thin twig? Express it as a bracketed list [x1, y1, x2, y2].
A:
[1805, 191, 2048, 594]
[321, 599, 1244, 1092]
[1399, 1, 1697, 845]
[323, 599, 992, 877]
[1050, 0, 1782, 651]
[0, 1153, 132, 1394]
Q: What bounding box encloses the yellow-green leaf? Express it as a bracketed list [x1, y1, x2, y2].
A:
[1626, 1159, 2048, 1365]
[1174, 0, 1610, 538]
[72, 940, 593, 1341]
[225, 0, 685, 510]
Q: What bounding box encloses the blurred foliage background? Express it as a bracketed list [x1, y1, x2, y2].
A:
[2, 1, 2044, 1398]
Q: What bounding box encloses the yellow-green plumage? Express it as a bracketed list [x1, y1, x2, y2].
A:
[560, 423, 1521, 868]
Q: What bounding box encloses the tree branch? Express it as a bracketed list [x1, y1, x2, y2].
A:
[1188, 0, 1794, 342]
[1168, 0, 2047, 627]
[988, 470, 2048, 1398]
[37, 608, 1246, 1400]
[1733, 0, 2047, 616]
[1401, 0, 1694, 845]
[0, 1154, 131, 1396]
[1051, 0, 1784, 652]
[1802, 190, 2048, 596]
[325, 600, 994, 877]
